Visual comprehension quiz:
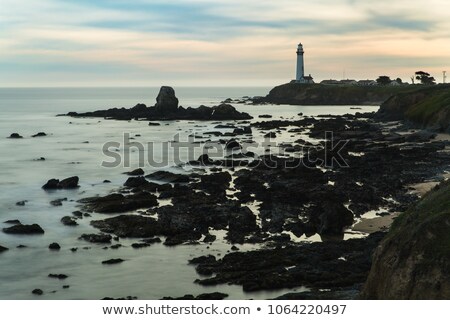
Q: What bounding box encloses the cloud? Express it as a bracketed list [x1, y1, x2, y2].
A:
[0, 0, 449, 86]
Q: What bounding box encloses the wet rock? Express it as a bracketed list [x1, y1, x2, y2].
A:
[50, 198, 67, 206]
[203, 234, 216, 243]
[72, 211, 83, 218]
[32, 132, 47, 137]
[141, 237, 162, 244]
[125, 168, 145, 176]
[123, 176, 151, 188]
[91, 215, 160, 238]
[32, 289, 43, 295]
[192, 232, 385, 292]
[131, 242, 150, 249]
[146, 171, 190, 183]
[264, 132, 277, 138]
[8, 133, 23, 139]
[79, 233, 112, 243]
[49, 243, 61, 250]
[102, 258, 125, 265]
[259, 114, 273, 118]
[58, 176, 79, 189]
[148, 122, 161, 126]
[61, 216, 78, 226]
[103, 180, 111, 183]
[197, 154, 215, 165]
[225, 139, 241, 150]
[3, 224, 44, 235]
[48, 274, 68, 279]
[42, 176, 79, 190]
[16, 200, 27, 206]
[162, 292, 228, 300]
[0, 245, 8, 253]
[63, 285, 70, 289]
[79, 192, 158, 213]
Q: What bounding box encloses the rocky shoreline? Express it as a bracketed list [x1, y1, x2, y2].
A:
[63, 86, 252, 121]
[3, 87, 450, 299]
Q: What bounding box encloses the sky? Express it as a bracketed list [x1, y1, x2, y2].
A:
[1, 0, 449, 87]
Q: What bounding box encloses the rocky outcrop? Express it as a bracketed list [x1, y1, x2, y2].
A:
[65, 86, 252, 121]
[260, 83, 412, 106]
[42, 176, 79, 190]
[362, 181, 450, 299]
[3, 224, 45, 234]
[0, 245, 8, 253]
[78, 192, 158, 213]
[155, 86, 178, 114]
[376, 84, 450, 132]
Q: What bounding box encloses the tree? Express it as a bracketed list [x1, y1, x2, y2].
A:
[415, 71, 436, 85]
[376, 75, 392, 85]
[395, 77, 403, 84]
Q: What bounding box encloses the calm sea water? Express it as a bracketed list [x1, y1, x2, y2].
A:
[0, 87, 379, 299]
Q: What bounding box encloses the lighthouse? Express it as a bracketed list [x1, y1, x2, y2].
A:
[295, 43, 314, 84]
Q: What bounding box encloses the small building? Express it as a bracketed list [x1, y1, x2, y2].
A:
[339, 79, 358, 85]
[357, 80, 377, 86]
[320, 79, 340, 85]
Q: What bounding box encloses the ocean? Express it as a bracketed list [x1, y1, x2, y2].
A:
[0, 87, 379, 299]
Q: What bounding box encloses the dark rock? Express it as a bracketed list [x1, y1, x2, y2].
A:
[3, 219, 21, 224]
[61, 216, 78, 226]
[32, 289, 43, 295]
[8, 133, 23, 139]
[79, 192, 158, 213]
[125, 168, 145, 176]
[264, 132, 277, 138]
[49, 243, 61, 250]
[58, 176, 79, 189]
[123, 176, 150, 188]
[17, 245, 27, 248]
[155, 86, 179, 114]
[162, 292, 228, 300]
[79, 233, 112, 243]
[48, 274, 68, 279]
[197, 154, 214, 165]
[146, 171, 190, 183]
[42, 176, 79, 189]
[193, 232, 385, 291]
[63, 285, 70, 289]
[141, 237, 162, 244]
[32, 132, 47, 137]
[148, 122, 161, 126]
[16, 200, 27, 206]
[131, 242, 150, 249]
[72, 211, 83, 218]
[50, 198, 67, 206]
[102, 258, 125, 265]
[91, 215, 160, 238]
[203, 234, 216, 243]
[3, 224, 44, 235]
[103, 180, 111, 183]
[225, 139, 241, 150]
[0, 245, 8, 253]
[42, 179, 59, 189]
[259, 114, 273, 118]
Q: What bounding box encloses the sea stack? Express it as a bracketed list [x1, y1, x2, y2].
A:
[155, 86, 179, 114]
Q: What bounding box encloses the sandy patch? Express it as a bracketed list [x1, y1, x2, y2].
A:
[352, 213, 399, 234]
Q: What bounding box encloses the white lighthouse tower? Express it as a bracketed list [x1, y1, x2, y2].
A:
[295, 43, 314, 84]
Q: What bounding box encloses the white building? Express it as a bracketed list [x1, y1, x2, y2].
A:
[295, 43, 314, 84]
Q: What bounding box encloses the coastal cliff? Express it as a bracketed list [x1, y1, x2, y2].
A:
[261, 83, 413, 106]
[376, 84, 450, 132]
[362, 181, 450, 299]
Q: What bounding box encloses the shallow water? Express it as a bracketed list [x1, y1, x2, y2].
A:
[0, 87, 379, 299]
